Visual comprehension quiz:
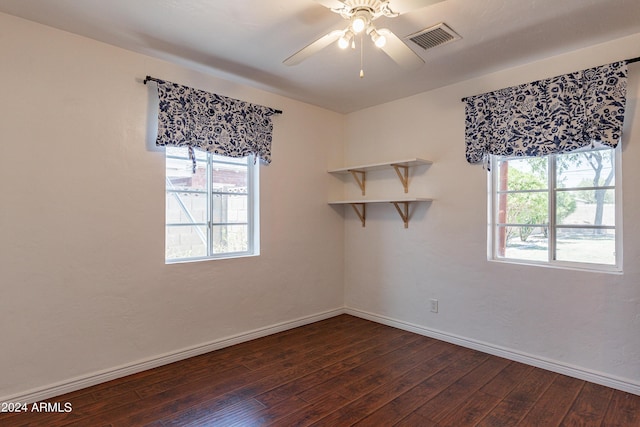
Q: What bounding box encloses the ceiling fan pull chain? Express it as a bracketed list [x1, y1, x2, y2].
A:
[360, 33, 365, 78]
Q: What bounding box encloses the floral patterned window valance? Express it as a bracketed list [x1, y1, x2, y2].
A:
[153, 79, 281, 168]
[464, 61, 627, 166]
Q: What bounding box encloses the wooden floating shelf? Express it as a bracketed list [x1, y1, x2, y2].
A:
[328, 198, 433, 204]
[327, 158, 432, 174]
[328, 198, 432, 228]
[328, 158, 432, 195]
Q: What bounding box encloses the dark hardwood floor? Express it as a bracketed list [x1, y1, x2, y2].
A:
[2, 314, 639, 426]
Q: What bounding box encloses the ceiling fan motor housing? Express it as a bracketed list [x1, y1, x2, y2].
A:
[337, 0, 397, 20]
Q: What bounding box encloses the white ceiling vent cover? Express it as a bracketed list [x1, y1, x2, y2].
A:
[407, 23, 461, 51]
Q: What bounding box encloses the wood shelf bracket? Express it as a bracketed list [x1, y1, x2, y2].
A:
[391, 164, 409, 193]
[350, 203, 366, 227]
[392, 201, 410, 228]
[349, 169, 366, 195]
[329, 199, 429, 228]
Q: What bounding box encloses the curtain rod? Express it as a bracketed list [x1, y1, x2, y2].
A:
[143, 75, 283, 115]
[460, 56, 640, 102]
[143, 76, 163, 85]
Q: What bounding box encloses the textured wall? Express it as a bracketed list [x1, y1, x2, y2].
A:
[343, 33, 640, 392]
[0, 12, 345, 400]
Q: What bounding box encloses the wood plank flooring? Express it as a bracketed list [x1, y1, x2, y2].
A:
[1, 314, 639, 426]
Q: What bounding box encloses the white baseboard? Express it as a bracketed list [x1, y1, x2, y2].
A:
[2, 308, 345, 404]
[345, 307, 640, 396]
[7, 306, 638, 403]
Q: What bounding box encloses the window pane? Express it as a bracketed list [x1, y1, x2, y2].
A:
[211, 194, 248, 223]
[497, 157, 548, 191]
[212, 224, 248, 254]
[557, 190, 614, 226]
[211, 154, 249, 164]
[166, 146, 207, 160]
[212, 162, 248, 192]
[490, 147, 619, 271]
[500, 192, 548, 225]
[166, 158, 207, 191]
[556, 228, 615, 265]
[496, 226, 548, 262]
[556, 148, 615, 188]
[166, 225, 207, 260]
[166, 150, 256, 263]
[166, 192, 208, 224]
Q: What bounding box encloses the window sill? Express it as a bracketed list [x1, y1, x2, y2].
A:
[488, 258, 623, 275]
[166, 252, 259, 265]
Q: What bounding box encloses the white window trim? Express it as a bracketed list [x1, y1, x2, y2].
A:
[487, 146, 622, 273]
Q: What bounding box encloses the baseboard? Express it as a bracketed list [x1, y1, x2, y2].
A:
[8, 306, 638, 403]
[345, 307, 640, 396]
[2, 308, 345, 404]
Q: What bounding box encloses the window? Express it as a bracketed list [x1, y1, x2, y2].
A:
[165, 147, 258, 262]
[489, 146, 621, 271]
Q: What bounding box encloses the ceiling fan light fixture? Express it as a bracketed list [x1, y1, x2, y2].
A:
[338, 30, 354, 49]
[350, 10, 370, 33]
[369, 28, 386, 48]
[351, 16, 366, 33]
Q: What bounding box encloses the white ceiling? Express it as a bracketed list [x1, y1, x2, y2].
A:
[1, 0, 639, 113]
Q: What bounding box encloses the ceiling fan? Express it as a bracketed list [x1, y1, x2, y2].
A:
[284, 0, 445, 74]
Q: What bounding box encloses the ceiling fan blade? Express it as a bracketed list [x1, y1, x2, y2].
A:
[283, 30, 344, 66]
[312, 0, 347, 10]
[377, 29, 424, 70]
[389, 0, 446, 15]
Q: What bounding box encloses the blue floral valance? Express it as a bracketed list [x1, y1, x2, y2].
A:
[464, 61, 627, 165]
[153, 79, 280, 166]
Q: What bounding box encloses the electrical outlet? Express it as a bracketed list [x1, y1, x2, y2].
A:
[430, 298, 438, 313]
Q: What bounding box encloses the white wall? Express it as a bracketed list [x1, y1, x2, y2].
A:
[2, 9, 639, 402]
[343, 33, 640, 393]
[0, 13, 345, 400]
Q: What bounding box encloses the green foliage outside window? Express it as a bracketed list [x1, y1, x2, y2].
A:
[506, 168, 576, 241]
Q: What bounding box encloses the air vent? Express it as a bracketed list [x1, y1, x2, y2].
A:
[407, 23, 461, 51]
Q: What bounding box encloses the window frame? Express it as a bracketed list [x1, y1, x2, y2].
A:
[165, 149, 259, 264]
[487, 145, 622, 273]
